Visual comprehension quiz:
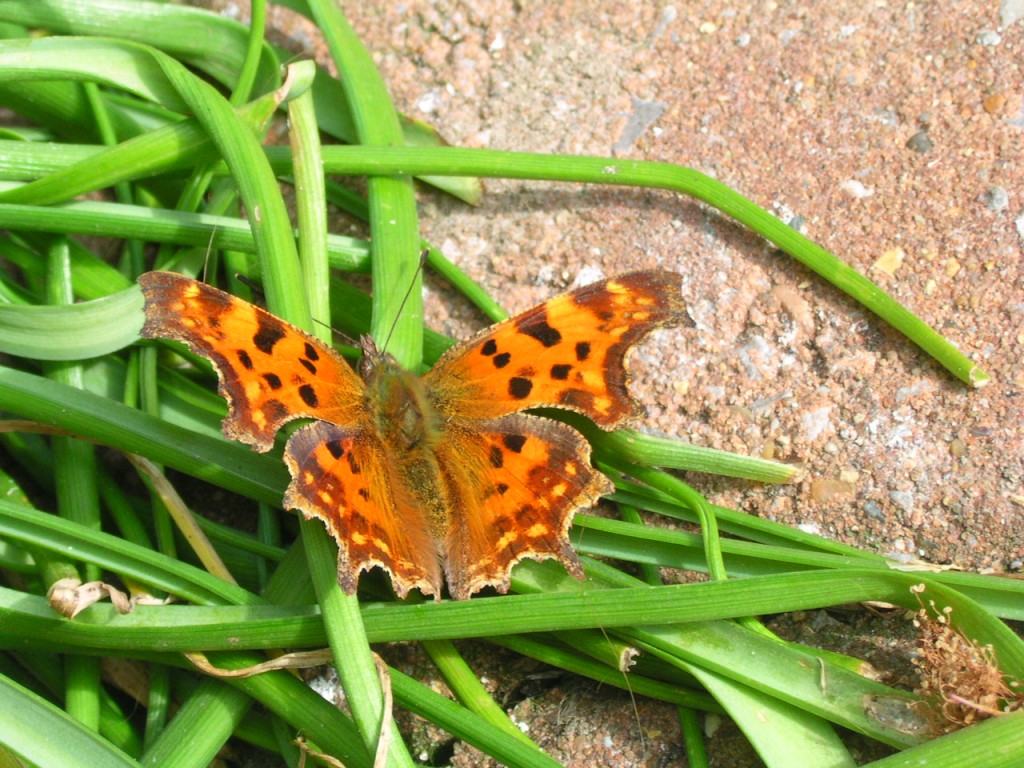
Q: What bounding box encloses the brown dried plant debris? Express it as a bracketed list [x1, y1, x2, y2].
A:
[911, 599, 1024, 734]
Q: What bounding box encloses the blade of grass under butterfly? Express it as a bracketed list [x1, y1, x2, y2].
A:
[285, 65, 409, 765]
[6, 570, 1019, 672]
[287, 5, 419, 765]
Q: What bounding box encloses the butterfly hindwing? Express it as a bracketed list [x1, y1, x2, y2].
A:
[284, 421, 443, 598]
[434, 413, 612, 599]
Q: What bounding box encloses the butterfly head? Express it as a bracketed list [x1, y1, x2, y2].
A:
[356, 335, 387, 380]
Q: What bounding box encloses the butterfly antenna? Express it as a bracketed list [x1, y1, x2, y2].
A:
[201, 226, 218, 284]
[380, 248, 430, 356]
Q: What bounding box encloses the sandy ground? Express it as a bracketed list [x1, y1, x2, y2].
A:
[212, 2, 1022, 765]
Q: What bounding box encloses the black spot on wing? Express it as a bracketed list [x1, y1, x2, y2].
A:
[493, 352, 511, 369]
[550, 363, 572, 380]
[503, 434, 527, 453]
[517, 310, 562, 348]
[481, 339, 498, 356]
[262, 372, 282, 390]
[253, 317, 286, 355]
[346, 450, 361, 475]
[237, 350, 254, 370]
[575, 341, 591, 361]
[326, 440, 345, 459]
[298, 384, 319, 408]
[508, 376, 533, 399]
[304, 342, 319, 361]
[299, 358, 317, 375]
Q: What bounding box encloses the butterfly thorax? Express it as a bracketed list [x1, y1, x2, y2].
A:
[359, 340, 450, 534]
[361, 352, 439, 451]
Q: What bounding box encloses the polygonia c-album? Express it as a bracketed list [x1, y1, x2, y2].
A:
[139, 270, 683, 600]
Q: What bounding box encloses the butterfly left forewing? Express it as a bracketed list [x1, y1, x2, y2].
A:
[424, 270, 684, 428]
[139, 271, 366, 451]
[434, 413, 612, 599]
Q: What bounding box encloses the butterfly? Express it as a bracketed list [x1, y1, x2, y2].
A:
[139, 269, 683, 600]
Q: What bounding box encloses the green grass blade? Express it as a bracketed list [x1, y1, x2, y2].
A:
[4, 570, 1017, 665]
[308, 145, 986, 388]
[0, 673, 140, 768]
[0, 286, 143, 360]
[389, 667, 562, 768]
[0, 0, 281, 98]
[862, 711, 1024, 768]
[0, 0, 481, 203]
[683, 663, 856, 768]
[0, 195, 370, 274]
[0, 502, 261, 606]
[0, 37, 191, 111]
[422, 639, 536, 747]
[0, 366, 288, 507]
[138, 678, 250, 768]
[309, 1, 423, 366]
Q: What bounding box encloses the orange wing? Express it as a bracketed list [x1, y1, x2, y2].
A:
[139, 271, 365, 451]
[283, 422, 443, 598]
[424, 271, 684, 429]
[435, 414, 612, 600]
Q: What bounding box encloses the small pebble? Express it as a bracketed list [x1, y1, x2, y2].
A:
[906, 131, 933, 153]
[863, 500, 886, 522]
[840, 179, 873, 198]
[890, 490, 915, 516]
[976, 30, 1001, 46]
[872, 247, 905, 276]
[983, 93, 1006, 114]
[982, 186, 1008, 211]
